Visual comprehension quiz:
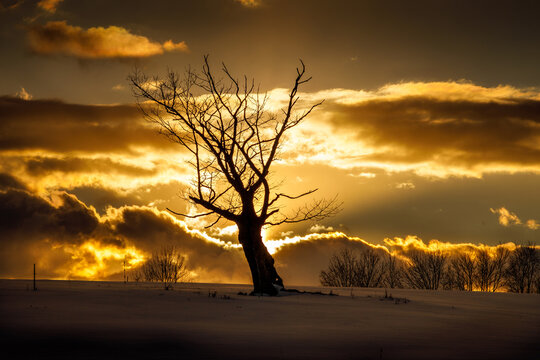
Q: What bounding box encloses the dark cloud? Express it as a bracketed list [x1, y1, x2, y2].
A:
[0, 184, 382, 285]
[0, 189, 98, 241]
[0, 188, 99, 278]
[0, 182, 386, 286]
[0, 0, 21, 11]
[111, 207, 249, 282]
[24, 156, 157, 177]
[0, 187, 249, 282]
[0, 96, 173, 153]
[0, 172, 27, 190]
[69, 180, 186, 215]
[69, 185, 144, 214]
[327, 96, 540, 169]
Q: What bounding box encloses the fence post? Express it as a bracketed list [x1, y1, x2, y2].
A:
[33, 264, 37, 291]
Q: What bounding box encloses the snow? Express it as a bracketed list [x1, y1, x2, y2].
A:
[1, 280, 538, 359]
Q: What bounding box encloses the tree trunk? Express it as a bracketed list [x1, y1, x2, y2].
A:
[238, 222, 284, 296]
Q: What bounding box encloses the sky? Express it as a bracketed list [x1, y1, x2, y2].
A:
[0, 0, 539, 285]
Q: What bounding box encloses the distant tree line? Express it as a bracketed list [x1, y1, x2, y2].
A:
[320, 244, 540, 293]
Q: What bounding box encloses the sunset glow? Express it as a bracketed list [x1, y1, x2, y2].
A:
[62, 240, 147, 279]
[2, 3, 539, 360]
[1, 0, 538, 287]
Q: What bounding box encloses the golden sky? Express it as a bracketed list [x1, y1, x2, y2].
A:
[0, 0, 539, 284]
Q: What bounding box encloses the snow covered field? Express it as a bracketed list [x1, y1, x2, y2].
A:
[1, 280, 538, 359]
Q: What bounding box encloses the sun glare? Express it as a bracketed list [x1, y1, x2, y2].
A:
[63, 240, 147, 279]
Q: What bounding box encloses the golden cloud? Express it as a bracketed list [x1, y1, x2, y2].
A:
[526, 220, 539, 230]
[235, 0, 262, 7]
[15, 87, 32, 100]
[27, 21, 188, 58]
[490, 207, 521, 226]
[37, 0, 62, 13]
[490, 207, 538, 230]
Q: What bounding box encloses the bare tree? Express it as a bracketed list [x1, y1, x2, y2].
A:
[447, 252, 476, 291]
[355, 248, 385, 288]
[131, 57, 339, 295]
[475, 249, 495, 291]
[383, 253, 403, 289]
[404, 250, 447, 290]
[533, 271, 540, 294]
[320, 248, 358, 287]
[505, 244, 538, 293]
[474, 247, 509, 292]
[320, 248, 385, 288]
[130, 268, 143, 283]
[141, 245, 189, 290]
[490, 247, 510, 292]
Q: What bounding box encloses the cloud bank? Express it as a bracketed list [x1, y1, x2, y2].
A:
[279, 81, 540, 177]
[0, 180, 248, 282]
[0, 96, 171, 153]
[1, 81, 538, 285]
[0, 181, 521, 286]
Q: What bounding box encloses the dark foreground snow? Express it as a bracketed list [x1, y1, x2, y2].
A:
[1, 280, 539, 359]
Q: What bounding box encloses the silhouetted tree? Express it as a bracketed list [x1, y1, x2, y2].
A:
[505, 244, 538, 293]
[131, 268, 143, 282]
[475, 247, 509, 292]
[404, 250, 447, 290]
[355, 248, 385, 288]
[383, 253, 404, 289]
[475, 249, 495, 291]
[320, 248, 358, 287]
[533, 271, 540, 294]
[141, 245, 189, 290]
[320, 248, 386, 288]
[490, 247, 510, 292]
[447, 252, 476, 291]
[131, 57, 339, 295]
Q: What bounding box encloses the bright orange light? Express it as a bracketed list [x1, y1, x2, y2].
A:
[62, 240, 147, 279]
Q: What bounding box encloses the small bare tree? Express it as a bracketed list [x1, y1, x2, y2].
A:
[404, 250, 447, 290]
[141, 246, 189, 290]
[505, 244, 538, 293]
[320, 248, 358, 287]
[131, 268, 143, 283]
[131, 56, 339, 295]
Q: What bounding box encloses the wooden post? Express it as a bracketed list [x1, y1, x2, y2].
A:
[33, 263, 37, 291]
